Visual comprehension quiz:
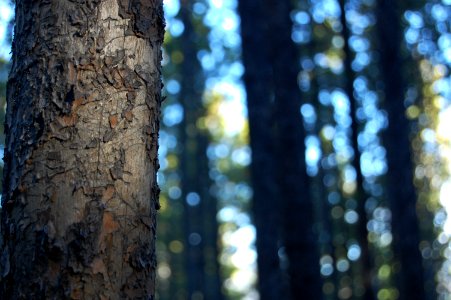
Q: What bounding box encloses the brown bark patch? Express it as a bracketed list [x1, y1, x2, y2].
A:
[68, 62, 77, 83]
[102, 212, 119, 234]
[109, 115, 118, 128]
[124, 110, 133, 122]
[102, 185, 115, 201]
[58, 114, 78, 127]
[91, 257, 107, 275]
[71, 97, 84, 111]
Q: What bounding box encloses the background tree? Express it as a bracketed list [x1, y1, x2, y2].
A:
[0, 0, 164, 298]
[178, 1, 223, 298]
[237, 0, 284, 299]
[338, 0, 374, 298]
[376, 0, 427, 298]
[263, 0, 323, 298]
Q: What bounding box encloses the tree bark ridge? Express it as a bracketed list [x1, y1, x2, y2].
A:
[0, 0, 164, 298]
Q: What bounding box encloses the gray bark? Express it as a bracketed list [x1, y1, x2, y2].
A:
[0, 0, 164, 298]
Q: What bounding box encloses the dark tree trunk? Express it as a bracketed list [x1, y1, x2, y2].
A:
[263, 0, 323, 298]
[375, 1, 426, 299]
[178, 2, 223, 299]
[179, 3, 206, 298]
[237, 1, 284, 299]
[200, 132, 223, 300]
[310, 69, 339, 298]
[338, 1, 374, 298]
[0, 0, 164, 298]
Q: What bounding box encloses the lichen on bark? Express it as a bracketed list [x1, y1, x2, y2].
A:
[0, 0, 164, 298]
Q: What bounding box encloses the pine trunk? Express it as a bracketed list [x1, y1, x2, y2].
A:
[237, 1, 284, 299]
[0, 0, 164, 298]
[179, 3, 206, 297]
[376, 0, 426, 299]
[263, 0, 323, 298]
[338, 1, 374, 298]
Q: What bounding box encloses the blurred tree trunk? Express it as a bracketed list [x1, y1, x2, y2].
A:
[237, 1, 284, 299]
[310, 69, 339, 298]
[199, 130, 223, 300]
[263, 0, 323, 298]
[178, 2, 223, 299]
[375, 1, 426, 299]
[179, 3, 206, 298]
[338, 0, 374, 298]
[0, 0, 164, 298]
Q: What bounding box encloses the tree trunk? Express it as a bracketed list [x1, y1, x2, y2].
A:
[375, 1, 426, 299]
[237, 1, 284, 299]
[338, 1, 374, 298]
[0, 0, 164, 298]
[178, 3, 225, 297]
[263, 0, 323, 298]
[178, 2, 207, 298]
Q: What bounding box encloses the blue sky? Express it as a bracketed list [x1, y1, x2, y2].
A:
[0, 2, 13, 59]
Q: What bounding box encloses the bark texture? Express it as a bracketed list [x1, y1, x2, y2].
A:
[376, 0, 426, 299]
[0, 0, 164, 298]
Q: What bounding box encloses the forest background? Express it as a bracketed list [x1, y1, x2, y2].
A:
[0, 0, 450, 299]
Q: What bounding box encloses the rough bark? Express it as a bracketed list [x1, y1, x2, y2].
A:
[237, 1, 284, 299]
[375, 1, 426, 299]
[263, 0, 323, 298]
[338, 1, 374, 298]
[0, 0, 164, 298]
